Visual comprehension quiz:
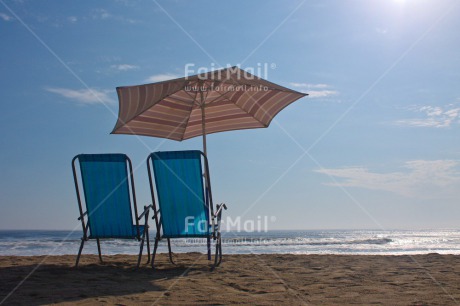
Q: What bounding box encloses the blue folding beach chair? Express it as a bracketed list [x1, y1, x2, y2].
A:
[147, 150, 227, 268]
[72, 154, 152, 267]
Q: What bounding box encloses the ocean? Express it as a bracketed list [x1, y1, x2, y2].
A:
[1, 229, 460, 256]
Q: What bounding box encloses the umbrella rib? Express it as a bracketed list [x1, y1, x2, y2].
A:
[221, 78, 272, 127]
[116, 79, 191, 127]
[182, 79, 203, 100]
[204, 88, 233, 105]
[236, 82, 303, 93]
[179, 91, 200, 140]
[196, 78, 271, 127]
[225, 67, 306, 95]
[182, 89, 197, 101]
[235, 93, 269, 127]
[228, 76, 306, 127]
[209, 95, 269, 127]
[186, 78, 266, 126]
[115, 80, 201, 141]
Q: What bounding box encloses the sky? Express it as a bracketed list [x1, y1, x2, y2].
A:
[1, 0, 459, 231]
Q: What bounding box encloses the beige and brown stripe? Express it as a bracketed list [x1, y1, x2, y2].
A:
[112, 66, 307, 141]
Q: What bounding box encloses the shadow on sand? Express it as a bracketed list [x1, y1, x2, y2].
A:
[0, 254, 212, 305]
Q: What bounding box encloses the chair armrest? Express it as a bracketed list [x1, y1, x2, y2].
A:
[151, 208, 161, 220]
[78, 211, 88, 221]
[214, 203, 227, 218]
[212, 204, 227, 239]
[138, 204, 153, 220]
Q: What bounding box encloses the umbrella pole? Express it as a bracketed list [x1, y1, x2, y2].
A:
[201, 105, 207, 156]
[200, 88, 207, 156]
[200, 92, 211, 260]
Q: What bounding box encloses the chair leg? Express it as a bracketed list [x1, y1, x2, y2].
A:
[207, 237, 211, 260]
[137, 232, 146, 268]
[167, 238, 175, 265]
[146, 228, 151, 264]
[152, 237, 159, 269]
[213, 234, 223, 267]
[96, 239, 103, 263]
[218, 235, 223, 265]
[213, 237, 219, 267]
[75, 238, 85, 267]
[144, 206, 151, 265]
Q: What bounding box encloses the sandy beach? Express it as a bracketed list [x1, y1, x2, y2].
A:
[0, 253, 459, 305]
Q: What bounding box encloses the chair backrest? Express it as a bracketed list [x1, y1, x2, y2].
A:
[148, 151, 210, 238]
[73, 154, 139, 239]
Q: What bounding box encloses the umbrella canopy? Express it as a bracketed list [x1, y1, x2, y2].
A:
[112, 66, 307, 153]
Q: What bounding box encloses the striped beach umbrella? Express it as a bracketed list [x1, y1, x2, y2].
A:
[112, 66, 307, 155]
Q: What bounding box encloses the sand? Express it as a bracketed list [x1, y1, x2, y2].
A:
[1, 253, 460, 305]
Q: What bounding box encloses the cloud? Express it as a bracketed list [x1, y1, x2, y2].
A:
[145, 73, 181, 83]
[0, 13, 13, 21]
[376, 27, 388, 35]
[90, 8, 139, 24]
[46, 87, 115, 105]
[67, 16, 78, 23]
[92, 9, 111, 20]
[290, 83, 339, 98]
[316, 160, 460, 198]
[306, 90, 339, 98]
[111, 64, 139, 71]
[395, 104, 460, 128]
[290, 83, 329, 89]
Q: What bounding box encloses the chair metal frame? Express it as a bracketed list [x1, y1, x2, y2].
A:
[72, 154, 152, 267]
[147, 151, 227, 268]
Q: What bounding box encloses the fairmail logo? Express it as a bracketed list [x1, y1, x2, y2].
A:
[184, 215, 276, 233]
[184, 63, 275, 80]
